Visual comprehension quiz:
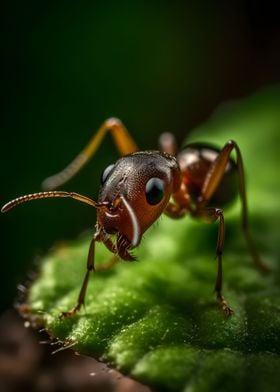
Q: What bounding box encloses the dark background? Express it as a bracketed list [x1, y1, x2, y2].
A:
[1, 0, 279, 312]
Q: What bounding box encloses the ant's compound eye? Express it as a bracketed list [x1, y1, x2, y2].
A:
[101, 164, 115, 185]
[145, 178, 165, 205]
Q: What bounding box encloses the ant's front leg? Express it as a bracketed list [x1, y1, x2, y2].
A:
[194, 207, 233, 316]
[60, 233, 119, 318]
[61, 234, 97, 318]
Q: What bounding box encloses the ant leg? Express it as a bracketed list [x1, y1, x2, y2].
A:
[196, 207, 233, 316]
[165, 190, 190, 219]
[164, 202, 188, 218]
[95, 255, 119, 272]
[42, 118, 138, 190]
[197, 140, 268, 272]
[61, 235, 96, 317]
[158, 132, 177, 156]
[164, 182, 193, 219]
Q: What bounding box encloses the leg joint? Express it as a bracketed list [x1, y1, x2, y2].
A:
[104, 117, 123, 129]
[215, 208, 224, 219]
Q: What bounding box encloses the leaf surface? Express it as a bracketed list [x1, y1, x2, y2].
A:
[27, 87, 280, 391]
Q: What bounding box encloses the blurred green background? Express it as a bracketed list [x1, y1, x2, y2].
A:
[1, 0, 279, 311]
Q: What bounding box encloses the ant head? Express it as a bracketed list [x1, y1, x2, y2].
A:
[97, 151, 181, 249]
[2, 151, 181, 261]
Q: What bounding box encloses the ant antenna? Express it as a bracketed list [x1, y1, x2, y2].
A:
[1, 191, 104, 213]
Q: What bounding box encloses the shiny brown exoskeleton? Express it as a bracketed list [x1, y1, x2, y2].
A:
[2, 118, 268, 317]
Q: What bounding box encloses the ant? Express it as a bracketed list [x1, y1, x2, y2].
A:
[2, 118, 268, 317]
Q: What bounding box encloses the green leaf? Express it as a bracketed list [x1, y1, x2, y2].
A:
[27, 86, 280, 391]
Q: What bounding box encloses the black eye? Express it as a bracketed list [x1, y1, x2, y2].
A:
[145, 178, 165, 205]
[101, 164, 115, 185]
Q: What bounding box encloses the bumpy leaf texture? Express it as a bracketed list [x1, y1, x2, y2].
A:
[27, 86, 280, 392]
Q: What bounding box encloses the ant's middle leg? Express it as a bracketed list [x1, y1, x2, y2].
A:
[197, 140, 268, 272]
[158, 132, 177, 156]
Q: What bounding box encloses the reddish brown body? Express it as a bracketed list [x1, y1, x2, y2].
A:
[177, 143, 238, 207]
[1, 118, 267, 317]
[96, 151, 181, 260]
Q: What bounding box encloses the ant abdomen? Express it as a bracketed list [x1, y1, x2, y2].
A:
[177, 143, 239, 207]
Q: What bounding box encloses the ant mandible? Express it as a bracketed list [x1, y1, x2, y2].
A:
[1, 118, 268, 317]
